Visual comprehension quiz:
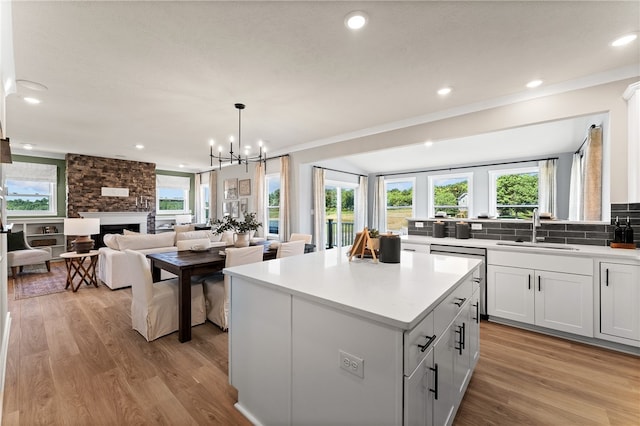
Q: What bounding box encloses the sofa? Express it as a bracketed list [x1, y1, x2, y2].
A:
[98, 229, 228, 289]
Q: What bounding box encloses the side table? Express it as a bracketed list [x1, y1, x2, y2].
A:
[60, 250, 100, 292]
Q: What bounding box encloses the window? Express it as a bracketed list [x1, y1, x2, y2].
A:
[489, 167, 539, 219]
[156, 175, 190, 214]
[324, 181, 356, 248]
[266, 173, 280, 236]
[199, 183, 210, 223]
[5, 162, 58, 216]
[385, 178, 414, 232]
[429, 173, 473, 218]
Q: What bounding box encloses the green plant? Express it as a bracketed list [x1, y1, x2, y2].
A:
[368, 228, 380, 238]
[212, 212, 262, 234]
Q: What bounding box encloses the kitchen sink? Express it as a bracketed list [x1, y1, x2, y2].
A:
[495, 241, 580, 251]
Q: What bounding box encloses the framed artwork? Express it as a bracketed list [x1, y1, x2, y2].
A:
[223, 201, 233, 216]
[231, 201, 240, 218]
[224, 178, 238, 200]
[239, 178, 251, 196]
[240, 198, 248, 215]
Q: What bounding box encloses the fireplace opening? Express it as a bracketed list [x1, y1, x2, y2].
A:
[96, 223, 141, 248]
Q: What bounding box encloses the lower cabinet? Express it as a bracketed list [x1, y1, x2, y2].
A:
[487, 251, 593, 337]
[599, 261, 640, 343]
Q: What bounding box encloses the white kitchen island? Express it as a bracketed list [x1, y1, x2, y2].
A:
[224, 248, 482, 426]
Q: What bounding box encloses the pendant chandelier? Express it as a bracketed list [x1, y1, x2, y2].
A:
[209, 103, 267, 171]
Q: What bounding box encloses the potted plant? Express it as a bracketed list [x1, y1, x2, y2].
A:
[212, 212, 262, 247]
[367, 228, 380, 252]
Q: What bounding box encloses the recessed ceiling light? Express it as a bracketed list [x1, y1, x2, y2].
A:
[611, 33, 638, 47]
[437, 87, 452, 96]
[22, 143, 34, 150]
[345, 11, 368, 30]
[23, 97, 41, 104]
[526, 79, 543, 88]
[424, 141, 434, 147]
[16, 79, 48, 91]
[135, 144, 144, 150]
[179, 164, 185, 168]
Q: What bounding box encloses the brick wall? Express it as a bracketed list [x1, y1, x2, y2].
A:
[65, 154, 156, 231]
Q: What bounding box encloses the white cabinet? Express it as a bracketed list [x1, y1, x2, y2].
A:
[10, 218, 66, 259]
[487, 251, 593, 337]
[599, 262, 640, 343]
[404, 350, 434, 426]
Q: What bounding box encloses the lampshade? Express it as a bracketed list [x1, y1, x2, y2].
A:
[1, 138, 13, 164]
[64, 218, 100, 236]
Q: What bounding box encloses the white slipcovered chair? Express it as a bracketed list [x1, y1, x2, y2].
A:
[276, 239, 306, 258]
[7, 231, 52, 279]
[126, 249, 206, 341]
[203, 245, 263, 330]
[290, 233, 312, 244]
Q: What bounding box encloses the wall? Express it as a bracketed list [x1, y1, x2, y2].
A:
[65, 154, 156, 230]
[291, 78, 636, 236]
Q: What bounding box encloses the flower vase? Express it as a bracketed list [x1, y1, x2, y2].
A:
[233, 232, 251, 248]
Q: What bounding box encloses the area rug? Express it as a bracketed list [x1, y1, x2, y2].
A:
[13, 261, 68, 300]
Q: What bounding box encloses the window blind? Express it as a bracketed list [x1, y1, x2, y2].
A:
[4, 161, 57, 182]
[156, 174, 190, 190]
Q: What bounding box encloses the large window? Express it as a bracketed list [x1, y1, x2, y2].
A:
[325, 181, 356, 248]
[5, 162, 58, 216]
[429, 173, 472, 218]
[489, 167, 539, 219]
[385, 178, 414, 232]
[266, 173, 280, 237]
[156, 174, 190, 214]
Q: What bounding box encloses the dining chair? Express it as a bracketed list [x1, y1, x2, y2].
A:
[203, 245, 264, 331]
[290, 233, 312, 244]
[126, 250, 206, 341]
[276, 240, 306, 258]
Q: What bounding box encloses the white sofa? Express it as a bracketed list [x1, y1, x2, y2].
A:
[98, 230, 227, 289]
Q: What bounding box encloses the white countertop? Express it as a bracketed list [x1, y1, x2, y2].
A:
[402, 235, 640, 261]
[224, 248, 481, 330]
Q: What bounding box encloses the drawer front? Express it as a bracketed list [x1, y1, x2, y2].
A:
[404, 310, 434, 376]
[434, 276, 472, 336]
[402, 243, 430, 254]
[487, 250, 592, 275]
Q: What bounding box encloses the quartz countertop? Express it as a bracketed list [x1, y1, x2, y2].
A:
[402, 235, 640, 261]
[224, 248, 481, 330]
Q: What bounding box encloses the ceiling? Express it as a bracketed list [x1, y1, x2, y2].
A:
[6, 1, 639, 173]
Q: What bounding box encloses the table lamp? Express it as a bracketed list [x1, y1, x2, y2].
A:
[64, 218, 100, 253]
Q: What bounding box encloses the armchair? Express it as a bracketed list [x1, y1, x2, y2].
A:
[6, 231, 52, 278]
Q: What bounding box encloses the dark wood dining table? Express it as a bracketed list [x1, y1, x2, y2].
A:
[147, 247, 277, 342]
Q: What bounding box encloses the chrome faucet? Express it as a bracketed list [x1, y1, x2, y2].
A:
[531, 208, 541, 243]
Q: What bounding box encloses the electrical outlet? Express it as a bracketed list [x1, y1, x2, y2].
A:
[471, 223, 482, 230]
[415, 222, 424, 228]
[339, 350, 364, 378]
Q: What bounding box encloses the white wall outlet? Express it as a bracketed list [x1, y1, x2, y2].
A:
[471, 223, 482, 230]
[415, 222, 424, 228]
[339, 350, 364, 378]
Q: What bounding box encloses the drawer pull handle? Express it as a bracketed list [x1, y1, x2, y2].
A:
[429, 364, 439, 400]
[472, 277, 481, 283]
[403, 248, 416, 252]
[472, 302, 479, 323]
[453, 297, 467, 307]
[417, 334, 436, 352]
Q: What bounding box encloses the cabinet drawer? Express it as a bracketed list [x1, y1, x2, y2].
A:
[402, 243, 430, 254]
[404, 310, 434, 376]
[434, 276, 472, 336]
[487, 250, 592, 275]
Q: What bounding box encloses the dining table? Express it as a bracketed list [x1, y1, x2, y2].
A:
[147, 247, 277, 342]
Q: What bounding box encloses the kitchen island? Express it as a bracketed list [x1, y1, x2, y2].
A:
[225, 248, 482, 426]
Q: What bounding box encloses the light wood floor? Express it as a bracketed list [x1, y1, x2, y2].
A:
[3, 273, 639, 425]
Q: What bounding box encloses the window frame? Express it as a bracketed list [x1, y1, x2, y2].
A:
[384, 177, 415, 232]
[488, 166, 539, 218]
[156, 175, 191, 215]
[428, 172, 473, 218]
[324, 179, 358, 248]
[5, 162, 58, 217]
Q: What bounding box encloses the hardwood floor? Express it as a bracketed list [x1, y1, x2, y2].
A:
[3, 270, 639, 425]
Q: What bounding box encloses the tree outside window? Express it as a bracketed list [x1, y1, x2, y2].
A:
[490, 168, 539, 219]
[267, 174, 280, 236]
[385, 179, 414, 231]
[5, 162, 58, 216]
[430, 174, 472, 218]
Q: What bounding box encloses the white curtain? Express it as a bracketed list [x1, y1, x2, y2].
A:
[194, 173, 202, 223]
[568, 153, 583, 221]
[312, 167, 326, 250]
[355, 175, 368, 231]
[538, 159, 557, 217]
[209, 170, 217, 223]
[372, 176, 387, 232]
[280, 156, 291, 241]
[255, 162, 266, 237]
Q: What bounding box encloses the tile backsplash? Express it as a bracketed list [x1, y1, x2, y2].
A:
[407, 203, 639, 247]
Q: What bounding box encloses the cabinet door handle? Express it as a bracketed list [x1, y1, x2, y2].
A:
[453, 297, 467, 307]
[417, 334, 436, 352]
[455, 324, 464, 355]
[605, 268, 609, 287]
[528, 274, 531, 290]
[538, 275, 541, 292]
[472, 302, 479, 323]
[461, 322, 466, 351]
[429, 364, 439, 400]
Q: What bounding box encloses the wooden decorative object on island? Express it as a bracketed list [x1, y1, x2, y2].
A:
[609, 242, 637, 249]
[349, 227, 377, 262]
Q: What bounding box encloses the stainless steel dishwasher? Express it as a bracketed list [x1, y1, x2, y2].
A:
[429, 244, 487, 319]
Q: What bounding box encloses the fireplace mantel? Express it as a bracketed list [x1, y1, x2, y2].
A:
[79, 211, 150, 234]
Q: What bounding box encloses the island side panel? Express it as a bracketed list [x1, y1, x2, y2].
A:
[230, 276, 292, 426]
[291, 297, 404, 425]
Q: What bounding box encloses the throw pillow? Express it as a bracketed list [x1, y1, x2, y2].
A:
[7, 231, 27, 252]
[103, 234, 120, 250]
[123, 229, 139, 235]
